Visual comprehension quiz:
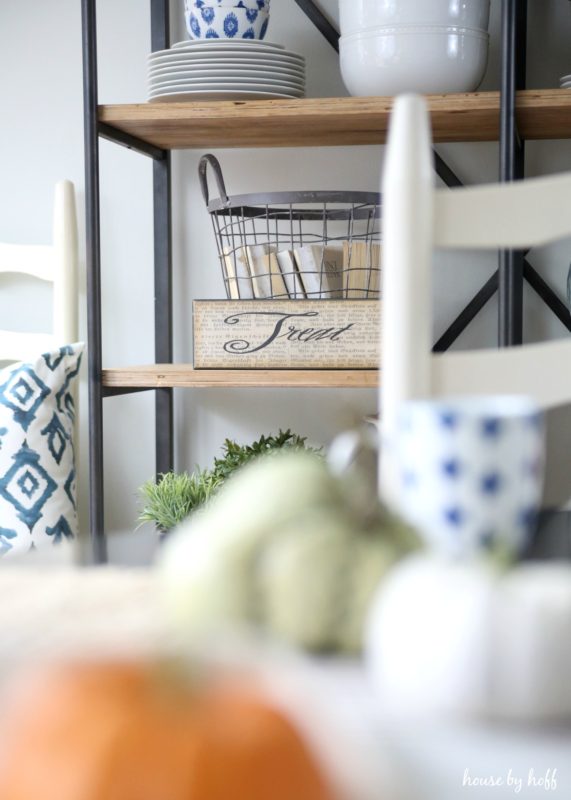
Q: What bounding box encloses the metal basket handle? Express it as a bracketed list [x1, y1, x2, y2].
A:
[198, 154, 229, 207]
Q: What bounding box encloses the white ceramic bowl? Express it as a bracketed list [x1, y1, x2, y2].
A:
[185, 4, 269, 39]
[339, 0, 490, 38]
[340, 27, 489, 96]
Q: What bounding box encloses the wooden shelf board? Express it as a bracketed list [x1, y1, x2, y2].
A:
[99, 90, 571, 150]
[102, 365, 379, 389]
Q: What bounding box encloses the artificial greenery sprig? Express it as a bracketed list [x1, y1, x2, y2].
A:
[211, 430, 316, 483]
[137, 468, 221, 533]
[138, 429, 319, 532]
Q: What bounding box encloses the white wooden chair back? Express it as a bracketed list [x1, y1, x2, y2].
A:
[0, 180, 78, 362]
[381, 95, 571, 507]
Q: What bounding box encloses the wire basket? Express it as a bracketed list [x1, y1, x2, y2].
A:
[199, 154, 381, 301]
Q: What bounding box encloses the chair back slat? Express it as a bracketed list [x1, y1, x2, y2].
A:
[0, 332, 57, 365]
[434, 172, 571, 250]
[0, 243, 54, 281]
[433, 339, 571, 410]
[0, 181, 78, 362]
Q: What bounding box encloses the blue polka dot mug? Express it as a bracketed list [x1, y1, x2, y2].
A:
[387, 396, 545, 561]
[185, 0, 270, 39]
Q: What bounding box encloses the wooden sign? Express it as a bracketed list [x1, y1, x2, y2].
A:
[193, 300, 380, 369]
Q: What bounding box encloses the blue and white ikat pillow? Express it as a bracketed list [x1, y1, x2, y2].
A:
[0, 343, 84, 557]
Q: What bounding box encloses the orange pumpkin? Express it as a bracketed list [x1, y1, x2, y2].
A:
[0, 660, 335, 800]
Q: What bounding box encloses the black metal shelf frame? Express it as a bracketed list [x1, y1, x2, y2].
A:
[82, 0, 173, 563]
[82, 0, 571, 562]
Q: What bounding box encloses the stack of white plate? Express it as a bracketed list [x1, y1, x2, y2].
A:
[148, 39, 306, 102]
[560, 74, 571, 89]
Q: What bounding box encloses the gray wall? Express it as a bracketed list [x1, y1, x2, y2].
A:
[1, 0, 571, 562]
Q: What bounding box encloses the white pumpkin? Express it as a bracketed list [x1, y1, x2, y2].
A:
[366, 555, 571, 722]
[490, 563, 571, 720]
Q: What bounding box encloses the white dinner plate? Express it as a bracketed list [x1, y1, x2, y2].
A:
[148, 89, 298, 102]
[148, 48, 304, 65]
[147, 60, 305, 80]
[148, 54, 305, 72]
[148, 59, 305, 77]
[149, 74, 304, 90]
[171, 39, 285, 52]
[560, 74, 571, 81]
[149, 80, 304, 97]
[149, 66, 305, 83]
[149, 62, 304, 80]
[149, 64, 304, 81]
[559, 82, 571, 88]
[149, 82, 305, 98]
[149, 69, 305, 87]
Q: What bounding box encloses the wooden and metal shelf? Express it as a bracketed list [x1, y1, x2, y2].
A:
[99, 90, 571, 152]
[82, 0, 570, 561]
[102, 365, 379, 392]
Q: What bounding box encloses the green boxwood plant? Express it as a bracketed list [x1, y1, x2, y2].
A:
[138, 430, 318, 533]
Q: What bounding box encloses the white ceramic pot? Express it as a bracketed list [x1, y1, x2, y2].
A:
[185, 3, 269, 39]
[339, 0, 490, 38]
[340, 26, 489, 96]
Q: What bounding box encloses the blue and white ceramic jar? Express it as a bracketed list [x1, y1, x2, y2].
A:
[185, 0, 270, 39]
[197, 0, 269, 7]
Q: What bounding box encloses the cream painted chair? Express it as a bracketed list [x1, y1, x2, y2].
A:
[381, 95, 571, 508]
[0, 182, 81, 557]
[0, 179, 79, 452]
[0, 180, 78, 361]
